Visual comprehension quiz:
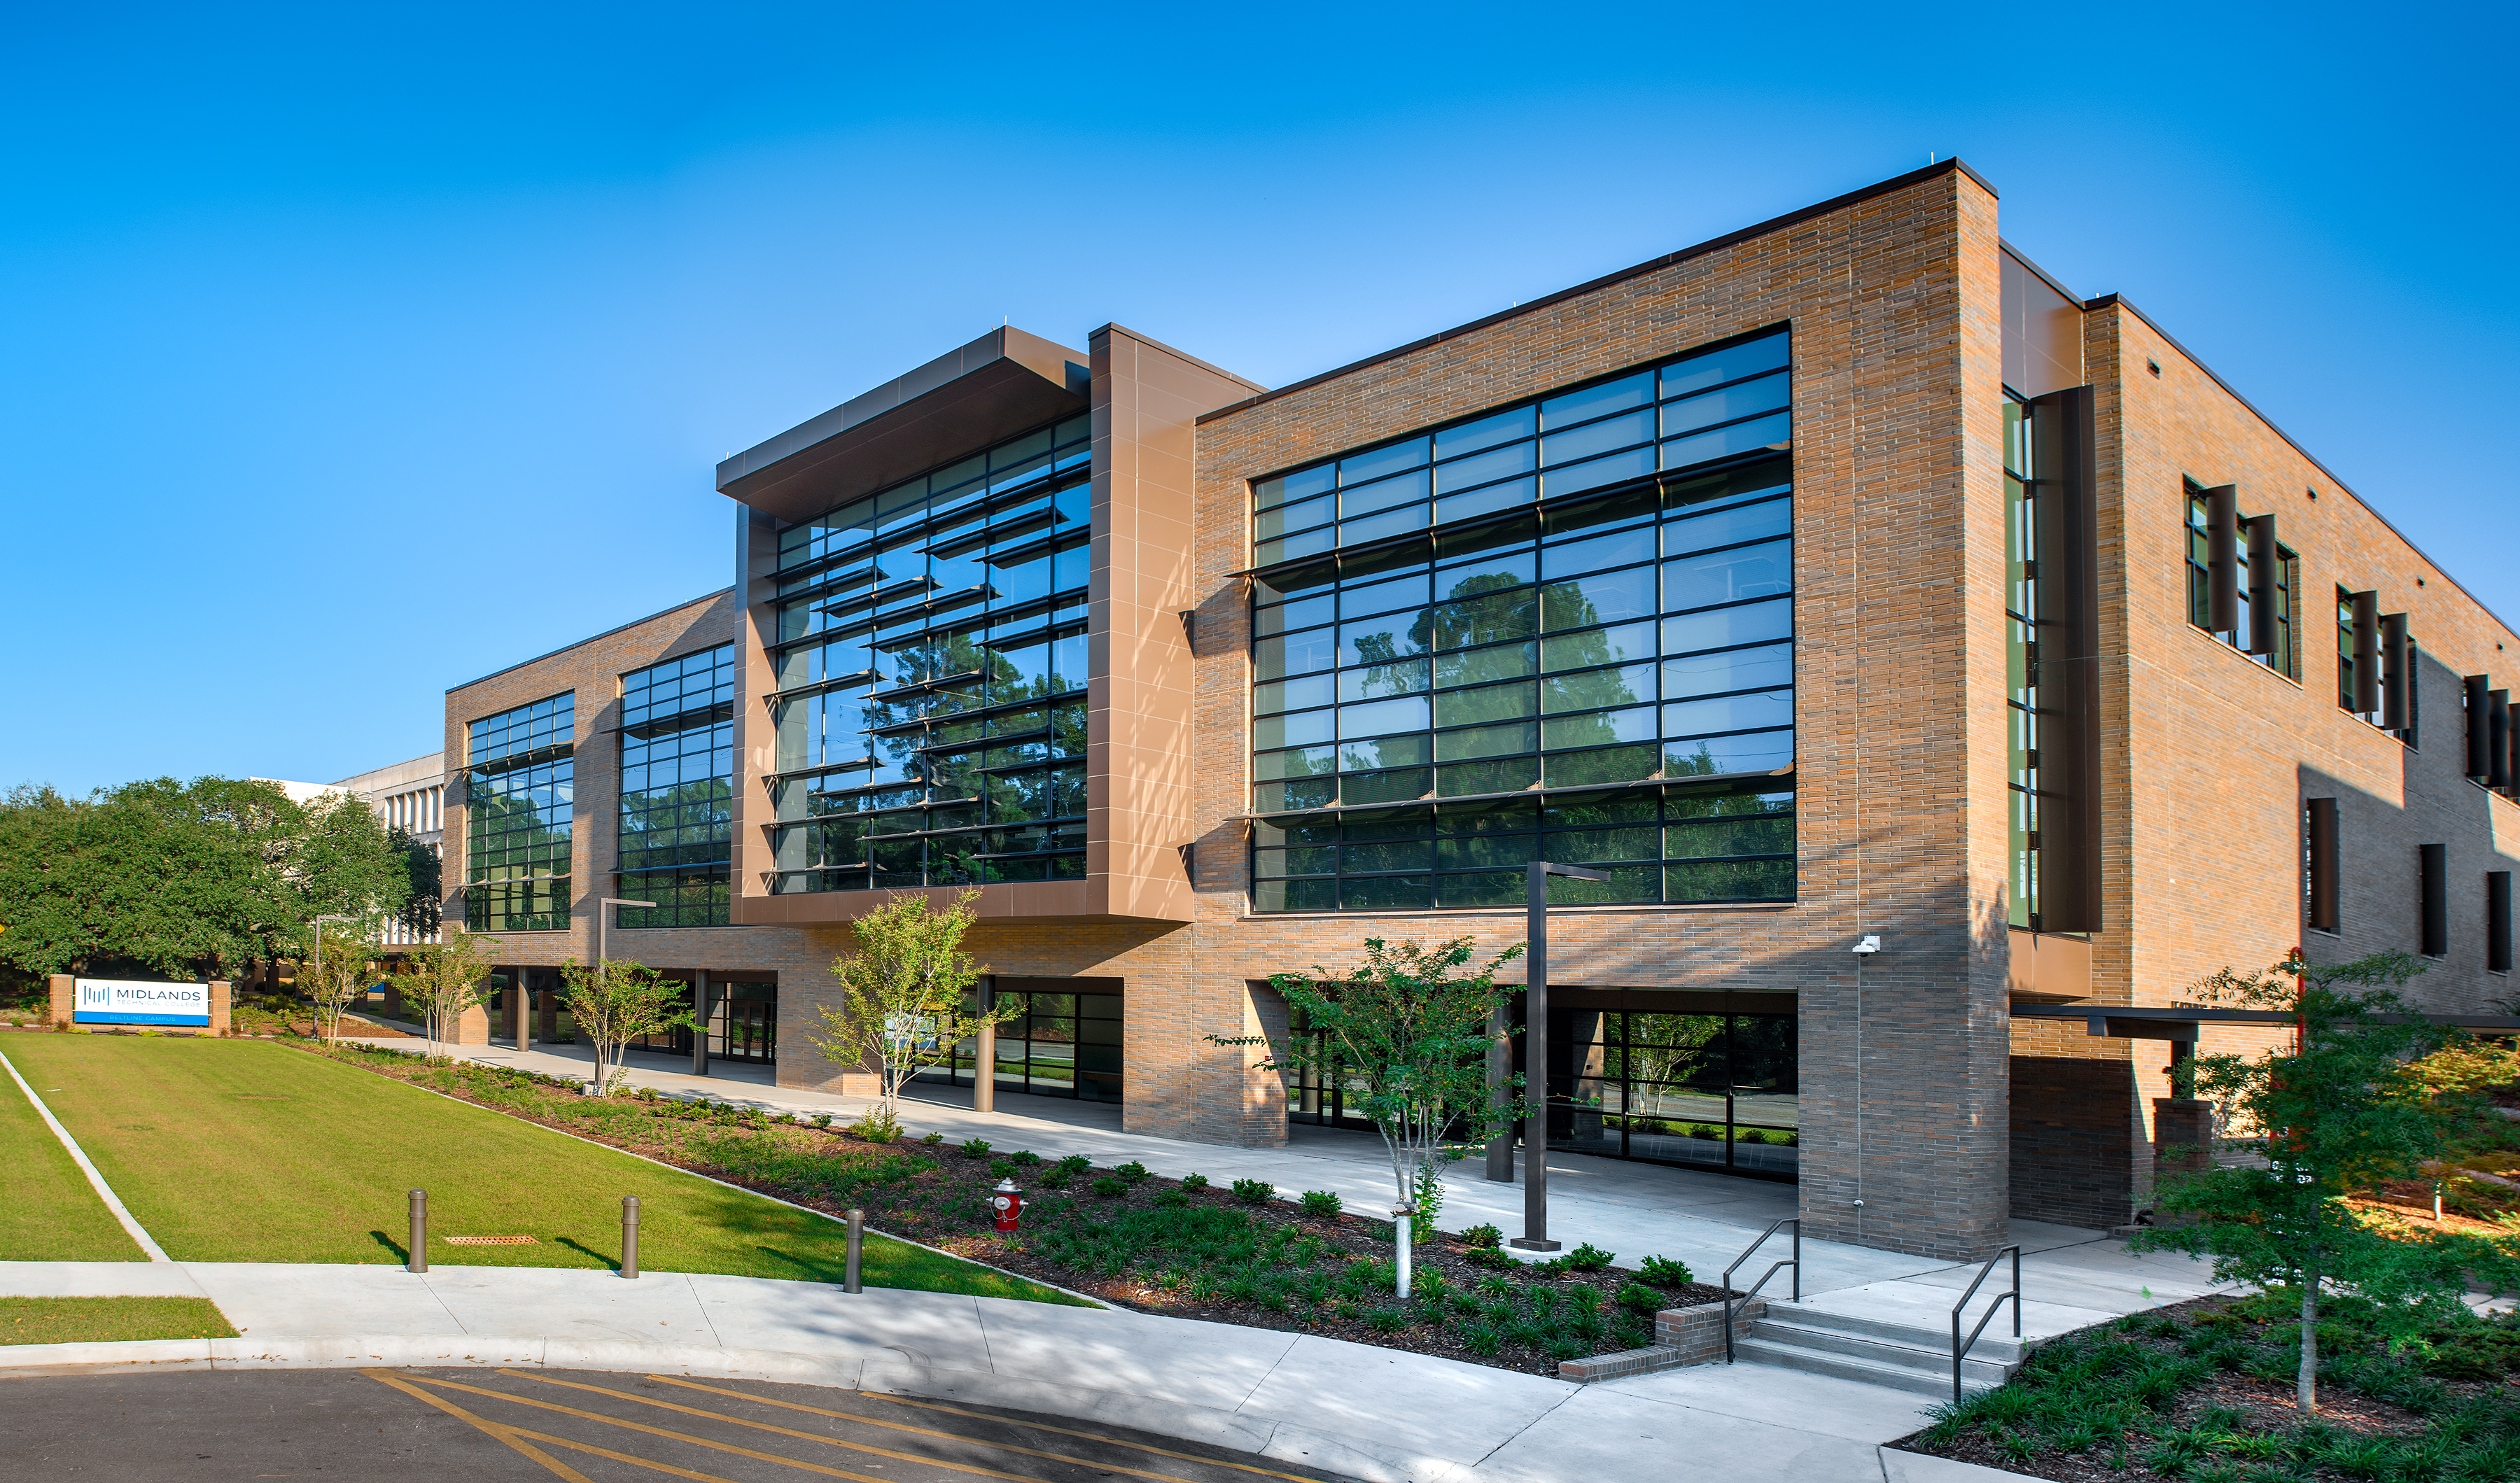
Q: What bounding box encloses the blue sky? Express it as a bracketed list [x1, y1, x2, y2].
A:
[4, 3, 2512, 795]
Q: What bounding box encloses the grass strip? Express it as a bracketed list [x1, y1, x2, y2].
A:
[0, 1295, 237, 1344]
[0, 1043, 147, 1261]
[3, 1036, 1070, 1301]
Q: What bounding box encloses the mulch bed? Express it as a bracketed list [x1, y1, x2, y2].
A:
[300, 1040, 1732, 1377]
[1891, 1292, 2520, 1483]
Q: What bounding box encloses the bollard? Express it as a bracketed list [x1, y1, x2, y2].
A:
[408, 1188, 428, 1274]
[1393, 1206, 1413, 1299]
[621, 1195, 640, 1279]
[844, 1208, 863, 1294]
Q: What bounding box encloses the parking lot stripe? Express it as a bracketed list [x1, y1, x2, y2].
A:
[407, 1374, 895, 1480]
[360, 1368, 598, 1482]
[641, 1375, 1302, 1483]
[860, 1390, 1324, 1483]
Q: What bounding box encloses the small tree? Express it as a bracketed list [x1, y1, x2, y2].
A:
[299, 920, 384, 1046]
[805, 890, 1013, 1140]
[1217, 936, 1525, 1291]
[386, 933, 500, 1059]
[557, 956, 692, 1095]
[2130, 950, 2520, 1414]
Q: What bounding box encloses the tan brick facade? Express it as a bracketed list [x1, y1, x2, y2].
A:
[438, 160, 2517, 1263]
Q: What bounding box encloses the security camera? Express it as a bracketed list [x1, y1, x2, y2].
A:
[1851, 935, 1882, 955]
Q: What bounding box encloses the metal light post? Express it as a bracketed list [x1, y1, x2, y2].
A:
[1511, 860, 1608, 1252]
[595, 899, 658, 971]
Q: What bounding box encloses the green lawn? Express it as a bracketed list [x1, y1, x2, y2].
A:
[4, 1036, 1074, 1301]
[0, 1295, 238, 1345]
[0, 1043, 148, 1260]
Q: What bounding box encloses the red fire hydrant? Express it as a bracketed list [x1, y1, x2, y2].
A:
[991, 1178, 1024, 1233]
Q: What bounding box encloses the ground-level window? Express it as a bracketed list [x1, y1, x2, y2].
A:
[929, 977, 1122, 1103]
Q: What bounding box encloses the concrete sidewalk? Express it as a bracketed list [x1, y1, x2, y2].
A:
[0, 1259, 2017, 1483]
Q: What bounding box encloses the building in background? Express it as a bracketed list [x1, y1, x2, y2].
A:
[437, 160, 2520, 1259]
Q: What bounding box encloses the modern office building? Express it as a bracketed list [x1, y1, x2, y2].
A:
[440, 160, 2520, 1258]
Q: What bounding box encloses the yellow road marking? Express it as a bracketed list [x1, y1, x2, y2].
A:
[865, 1389, 1325, 1483]
[644, 1375, 1317, 1483]
[407, 1373, 897, 1480]
[501, 1370, 1044, 1483]
[360, 1368, 597, 1483]
[505, 1425, 755, 1482]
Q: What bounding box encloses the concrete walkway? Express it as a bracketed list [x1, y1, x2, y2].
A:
[0, 1259, 2018, 1483]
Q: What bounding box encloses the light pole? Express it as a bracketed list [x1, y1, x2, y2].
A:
[1511, 860, 1608, 1252]
[310, 913, 356, 992]
[595, 898, 658, 971]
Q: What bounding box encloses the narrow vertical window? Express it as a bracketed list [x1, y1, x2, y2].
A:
[2305, 797, 2339, 934]
[2007, 398, 2043, 928]
[2419, 843, 2447, 958]
[2488, 871, 2512, 974]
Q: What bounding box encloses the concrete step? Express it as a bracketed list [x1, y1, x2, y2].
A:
[1730, 1336, 2005, 1400]
[1746, 1319, 2015, 1385]
[1762, 1300, 2032, 1365]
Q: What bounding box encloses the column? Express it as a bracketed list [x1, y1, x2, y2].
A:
[689, 971, 712, 1076]
[517, 971, 534, 1053]
[48, 974, 73, 1027]
[207, 981, 231, 1037]
[973, 977, 995, 1115]
[453, 974, 493, 1046]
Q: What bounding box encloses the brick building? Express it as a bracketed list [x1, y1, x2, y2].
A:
[439, 160, 2520, 1259]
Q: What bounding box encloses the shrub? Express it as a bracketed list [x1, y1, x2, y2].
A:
[1564, 1242, 1615, 1272]
[852, 1107, 902, 1143]
[1056, 1154, 1092, 1174]
[1116, 1160, 1150, 1183]
[1039, 1167, 1071, 1188]
[1298, 1190, 1344, 1219]
[1637, 1254, 1695, 1288]
[811, 1113, 834, 1130]
[1686, 1123, 1722, 1140]
[920, 1130, 947, 1145]
[1179, 1172, 1209, 1190]
[1463, 1246, 1513, 1270]
[987, 1159, 1014, 1179]
[1156, 1190, 1191, 1208]
[1009, 1149, 1041, 1167]
[960, 1138, 993, 1158]
[1461, 1323, 1501, 1356]
[1617, 1283, 1665, 1316]
[1366, 1307, 1410, 1333]
[1736, 1128, 1769, 1146]
[1089, 1176, 1128, 1197]
[1231, 1178, 1273, 1205]
[1459, 1222, 1503, 1249]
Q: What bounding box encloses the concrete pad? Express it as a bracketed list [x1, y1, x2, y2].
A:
[1469, 1389, 1891, 1483]
[860, 1361, 1282, 1456]
[1879, 1445, 2033, 1480]
[0, 1262, 209, 1298]
[689, 1274, 995, 1369]
[184, 1262, 471, 1335]
[1261, 1421, 1471, 1483]
[975, 1301, 1298, 1411]
[1596, 1358, 1938, 1442]
[1238, 1333, 1574, 1460]
[419, 1266, 722, 1344]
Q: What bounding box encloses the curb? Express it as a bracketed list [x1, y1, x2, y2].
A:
[0, 1333, 1474, 1483]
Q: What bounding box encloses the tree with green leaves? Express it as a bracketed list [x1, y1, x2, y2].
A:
[1217, 936, 1526, 1261]
[805, 890, 1013, 1141]
[0, 777, 410, 983]
[557, 956, 693, 1095]
[386, 933, 501, 1060]
[2129, 950, 2520, 1414]
[298, 920, 384, 1046]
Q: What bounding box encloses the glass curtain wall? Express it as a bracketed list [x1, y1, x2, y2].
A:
[626, 978, 776, 1064]
[1248, 331, 1795, 912]
[767, 418, 1093, 892]
[617, 645, 735, 926]
[464, 693, 575, 931]
[932, 981, 1123, 1102]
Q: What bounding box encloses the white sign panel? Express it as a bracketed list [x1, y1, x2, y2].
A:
[74, 978, 211, 1026]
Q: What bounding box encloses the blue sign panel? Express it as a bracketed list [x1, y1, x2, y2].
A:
[75, 978, 211, 1026]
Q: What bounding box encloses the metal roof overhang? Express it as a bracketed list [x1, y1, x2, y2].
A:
[2010, 1004, 2520, 1042]
[715, 327, 1091, 526]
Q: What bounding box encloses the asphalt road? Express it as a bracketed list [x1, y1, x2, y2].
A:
[0, 1368, 1359, 1483]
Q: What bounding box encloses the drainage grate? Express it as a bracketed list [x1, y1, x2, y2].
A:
[442, 1235, 539, 1246]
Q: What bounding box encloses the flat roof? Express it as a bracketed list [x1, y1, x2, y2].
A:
[715, 326, 1089, 525]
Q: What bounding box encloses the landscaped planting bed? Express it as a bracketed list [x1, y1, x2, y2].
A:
[1892, 1291, 2520, 1482]
[309, 1041, 1733, 1376]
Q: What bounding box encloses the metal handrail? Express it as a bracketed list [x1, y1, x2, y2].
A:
[1721, 1217, 1800, 1363]
[1949, 1244, 2022, 1402]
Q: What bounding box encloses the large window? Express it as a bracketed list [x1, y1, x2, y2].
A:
[2185, 484, 2297, 677]
[618, 645, 734, 927]
[932, 980, 1123, 1102]
[1247, 332, 1795, 912]
[766, 418, 1093, 892]
[465, 692, 574, 932]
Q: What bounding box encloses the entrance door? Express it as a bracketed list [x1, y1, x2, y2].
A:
[1522, 988, 1798, 1180]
